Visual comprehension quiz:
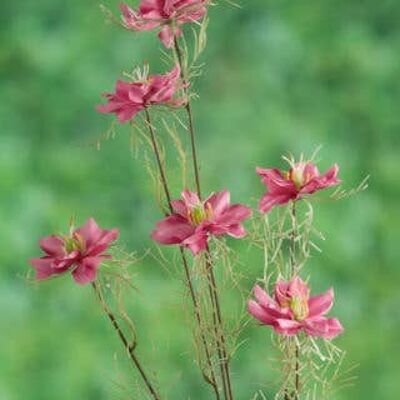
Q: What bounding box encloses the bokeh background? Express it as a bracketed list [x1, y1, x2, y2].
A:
[1, 0, 399, 399]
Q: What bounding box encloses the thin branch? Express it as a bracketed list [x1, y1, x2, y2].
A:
[144, 109, 221, 399]
[173, 34, 202, 198]
[92, 281, 161, 400]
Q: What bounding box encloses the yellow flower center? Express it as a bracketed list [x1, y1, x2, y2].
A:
[284, 165, 312, 190]
[64, 233, 85, 254]
[290, 296, 309, 321]
[291, 168, 305, 189]
[189, 203, 213, 226]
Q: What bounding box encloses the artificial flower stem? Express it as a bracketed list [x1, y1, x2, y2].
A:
[295, 344, 300, 400]
[144, 109, 221, 399]
[92, 282, 161, 400]
[289, 201, 297, 276]
[206, 250, 235, 400]
[289, 203, 300, 400]
[206, 268, 230, 400]
[174, 32, 234, 399]
[173, 34, 202, 199]
[145, 109, 173, 209]
[173, 29, 234, 398]
[180, 248, 222, 399]
[172, 32, 233, 395]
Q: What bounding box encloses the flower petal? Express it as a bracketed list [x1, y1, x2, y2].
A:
[77, 218, 103, 248]
[217, 204, 252, 224]
[308, 287, 334, 317]
[226, 224, 246, 238]
[324, 317, 344, 339]
[303, 316, 343, 339]
[258, 193, 292, 213]
[253, 285, 291, 319]
[205, 190, 230, 216]
[248, 300, 277, 325]
[182, 231, 208, 255]
[39, 235, 64, 256]
[256, 167, 295, 193]
[301, 164, 340, 194]
[171, 199, 188, 217]
[274, 278, 291, 306]
[273, 319, 302, 336]
[254, 285, 275, 308]
[120, 2, 160, 30]
[158, 25, 176, 48]
[303, 163, 319, 180]
[288, 276, 310, 300]
[151, 215, 195, 245]
[181, 189, 201, 208]
[86, 228, 119, 257]
[30, 257, 55, 280]
[72, 256, 103, 285]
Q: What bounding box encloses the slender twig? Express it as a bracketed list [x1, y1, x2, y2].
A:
[92, 282, 161, 400]
[144, 109, 221, 399]
[144, 109, 173, 208]
[206, 260, 229, 400]
[289, 201, 297, 276]
[290, 202, 301, 400]
[206, 250, 235, 400]
[173, 35, 202, 198]
[294, 344, 300, 400]
[173, 34, 234, 400]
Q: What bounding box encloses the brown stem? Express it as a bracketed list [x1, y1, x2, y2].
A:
[294, 344, 300, 400]
[173, 34, 234, 400]
[206, 250, 234, 400]
[144, 109, 173, 209]
[180, 248, 221, 400]
[144, 109, 221, 399]
[206, 265, 229, 400]
[173, 35, 202, 199]
[92, 282, 161, 400]
[289, 203, 300, 400]
[289, 201, 297, 276]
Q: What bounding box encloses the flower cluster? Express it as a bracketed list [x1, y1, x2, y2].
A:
[29, 3, 352, 399]
[31, 156, 343, 341]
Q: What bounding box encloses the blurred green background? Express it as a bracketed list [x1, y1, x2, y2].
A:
[1, 0, 399, 399]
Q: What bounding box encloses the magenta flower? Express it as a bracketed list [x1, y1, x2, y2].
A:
[248, 277, 343, 339]
[97, 65, 185, 123]
[151, 190, 252, 255]
[30, 218, 119, 285]
[120, 0, 208, 48]
[256, 162, 340, 213]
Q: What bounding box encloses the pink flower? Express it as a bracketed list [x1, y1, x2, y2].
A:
[248, 277, 343, 339]
[256, 162, 340, 213]
[97, 65, 185, 123]
[151, 190, 252, 255]
[30, 218, 119, 285]
[120, 0, 208, 48]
